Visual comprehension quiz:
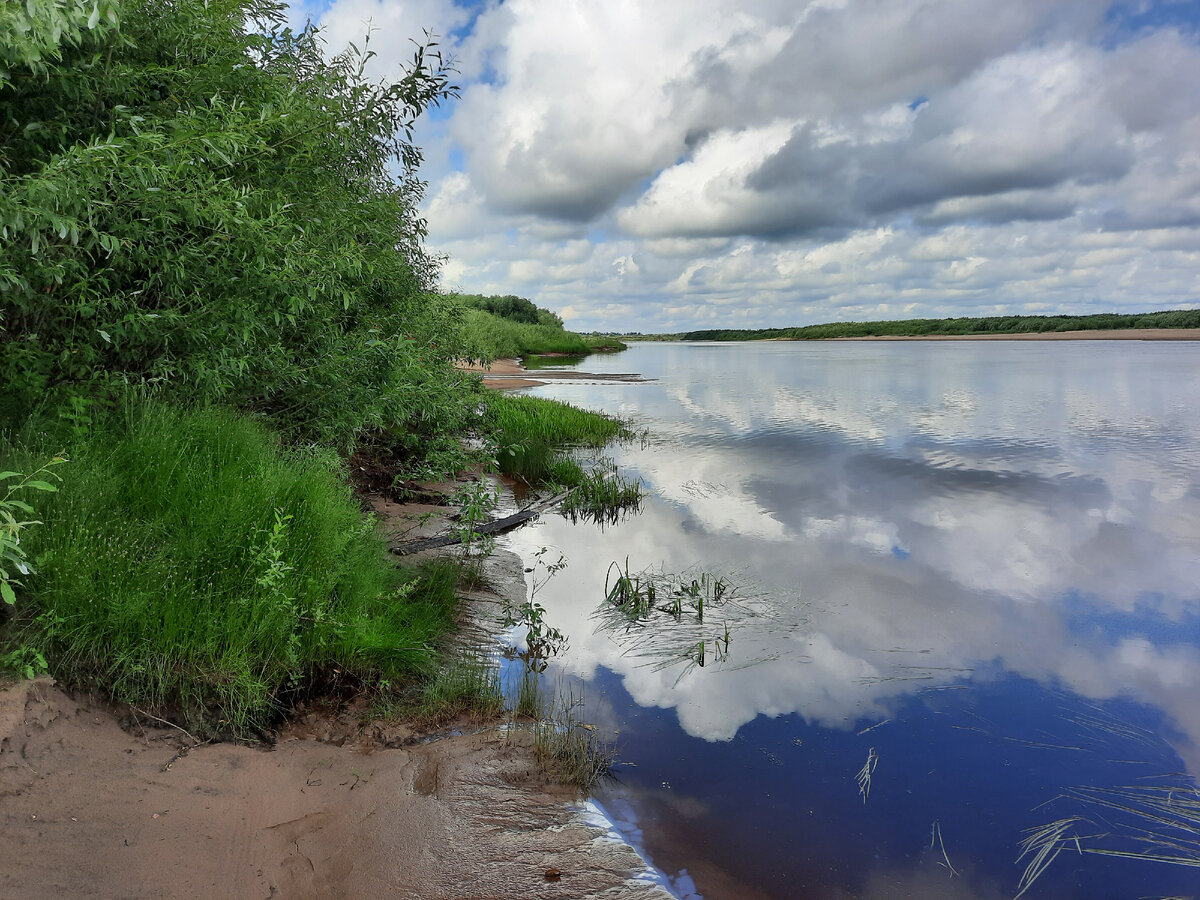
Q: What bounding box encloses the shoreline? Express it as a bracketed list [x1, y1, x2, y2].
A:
[0, 483, 671, 899]
[461, 357, 649, 390]
[823, 327, 1200, 341]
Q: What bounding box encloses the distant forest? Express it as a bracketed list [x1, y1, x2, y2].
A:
[624, 309, 1200, 342]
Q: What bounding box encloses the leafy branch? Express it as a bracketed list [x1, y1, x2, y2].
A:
[1, 456, 67, 606]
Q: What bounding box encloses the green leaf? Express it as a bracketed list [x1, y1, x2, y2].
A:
[24, 481, 58, 492]
[1, 582, 15, 605]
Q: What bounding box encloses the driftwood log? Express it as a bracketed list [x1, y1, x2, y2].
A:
[389, 490, 571, 556]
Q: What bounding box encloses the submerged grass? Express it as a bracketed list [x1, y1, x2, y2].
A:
[0, 402, 464, 734]
[559, 458, 642, 524]
[1015, 779, 1200, 896]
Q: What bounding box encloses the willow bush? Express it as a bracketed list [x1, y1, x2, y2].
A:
[1, 0, 460, 447]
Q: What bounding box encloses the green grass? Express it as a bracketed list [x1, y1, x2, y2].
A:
[486, 394, 627, 475]
[559, 459, 643, 523]
[458, 309, 626, 360]
[0, 402, 463, 734]
[488, 393, 630, 454]
[485, 393, 642, 518]
[410, 650, 505, 723]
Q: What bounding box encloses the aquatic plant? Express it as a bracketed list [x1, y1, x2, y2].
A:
[532, 685, 614, 790]
[856, 747, 879, 803]
[929, 820, 960, 878]
[592, 563, 790, 681]
[558, 459, 642, 525]
[1014, 779, 1200, 897]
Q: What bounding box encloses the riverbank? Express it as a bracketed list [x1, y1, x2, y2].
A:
[460, 357, 649, 390]
[826, 327, 1200, 341]
[0, 679, 669, 899]
[0, 487, 671, 899]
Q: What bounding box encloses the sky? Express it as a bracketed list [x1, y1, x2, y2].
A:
[284, 0, 1200, 333]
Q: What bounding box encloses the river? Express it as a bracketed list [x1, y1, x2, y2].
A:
[501, 340, 1200, 900]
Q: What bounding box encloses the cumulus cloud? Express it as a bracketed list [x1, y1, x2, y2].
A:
[291, 0, 1200, 330]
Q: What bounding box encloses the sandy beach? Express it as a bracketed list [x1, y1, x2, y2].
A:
[459, 357, 648, 390]
[462, 357, 549, 391]
[0, 676, 668, 899]
[0, 489, 670, 900]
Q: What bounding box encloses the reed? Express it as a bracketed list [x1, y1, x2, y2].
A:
[532, 686, 614, 790]
[857, 747, 880, 803]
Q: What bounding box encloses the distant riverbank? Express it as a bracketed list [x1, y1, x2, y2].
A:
[827, 328, 1200, 341]
[621, 310, 1200, 343]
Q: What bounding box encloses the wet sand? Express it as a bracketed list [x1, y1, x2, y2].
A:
[0, 677, 668, 899]
[0, 491, 671, 900]
[457, 357, 547, 390]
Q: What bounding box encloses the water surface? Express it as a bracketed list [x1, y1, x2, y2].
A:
[503, 340, 1200, 900]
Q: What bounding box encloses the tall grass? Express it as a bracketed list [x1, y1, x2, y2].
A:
[458, 309, 625, 360]
[0, 403, 461, 733]
[485, 393, 642, 517]
[488, 393, 629, 481]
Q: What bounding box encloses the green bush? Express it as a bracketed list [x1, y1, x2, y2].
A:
[0, 0, 460, 448]
[1, 403, 459, 732]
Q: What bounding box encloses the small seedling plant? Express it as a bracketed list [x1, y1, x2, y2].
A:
[451, 479, 500, 586]
[503, 547, 568, 673]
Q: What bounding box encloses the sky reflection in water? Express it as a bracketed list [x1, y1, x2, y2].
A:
[502, 341, 1200, 899]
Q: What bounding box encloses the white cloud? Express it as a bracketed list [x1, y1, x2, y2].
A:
[289, 0, 1200, 330]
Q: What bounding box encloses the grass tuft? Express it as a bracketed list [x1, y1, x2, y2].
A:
[485, 394, 642, 519]
[531, 685, 614, 791]
[1, 402, 463, 734]
[415, 650, 505, 722]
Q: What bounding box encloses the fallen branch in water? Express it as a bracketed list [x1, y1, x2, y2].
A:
[389, 491, 571, 556]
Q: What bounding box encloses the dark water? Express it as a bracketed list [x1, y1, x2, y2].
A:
[502, 341, 1200, 900]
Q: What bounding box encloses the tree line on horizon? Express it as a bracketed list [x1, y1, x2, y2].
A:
[624, 309, 1200, 342]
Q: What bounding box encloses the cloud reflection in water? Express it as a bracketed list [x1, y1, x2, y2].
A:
[503, 341, 1200, 897]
